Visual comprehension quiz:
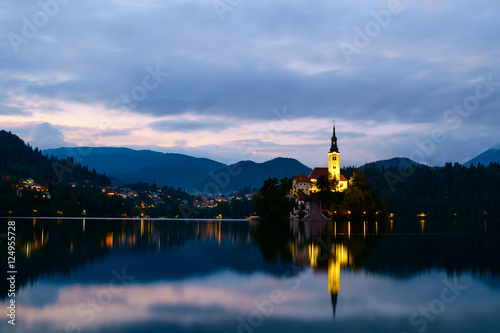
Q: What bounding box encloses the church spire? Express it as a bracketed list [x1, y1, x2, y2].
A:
[329, 121, 339, 153]
[331, 292, 338, 318]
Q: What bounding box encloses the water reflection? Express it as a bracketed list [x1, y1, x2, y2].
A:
[1, 217, 500, 333]
[1, 218, 291, 301]
[7, 217, 500, 295]
[328, 243, 348, 317]
[289, 217, 500, 319]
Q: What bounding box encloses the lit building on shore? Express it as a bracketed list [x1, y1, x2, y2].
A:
[292, 122, 349, 195]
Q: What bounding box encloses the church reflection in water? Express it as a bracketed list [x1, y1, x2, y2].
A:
[290, 215, 500, 318]
[8, 215, 499, 323]
[290, 219, 360, 318]
[310, 241, 350, 317]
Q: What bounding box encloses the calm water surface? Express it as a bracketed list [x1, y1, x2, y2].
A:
[1, 217, 499, 333]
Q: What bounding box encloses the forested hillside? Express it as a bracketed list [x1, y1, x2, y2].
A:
[1, 130, 110, 186]
[355, 162, 500, 217]
[0, 130, 253, 218]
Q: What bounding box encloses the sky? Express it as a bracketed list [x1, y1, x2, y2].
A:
[1, 0, 499, 168]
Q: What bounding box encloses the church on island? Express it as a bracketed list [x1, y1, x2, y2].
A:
[292, 123, 349, 196]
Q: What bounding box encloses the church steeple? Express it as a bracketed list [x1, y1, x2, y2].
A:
[331, 292, 338, 318]
[328, 122, 341, 183]
[329, 122, 339, 153]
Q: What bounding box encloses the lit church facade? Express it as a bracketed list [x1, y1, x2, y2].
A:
[292, 123, 349, 195]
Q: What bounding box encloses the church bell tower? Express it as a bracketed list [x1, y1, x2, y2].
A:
[328, 122, 340, 181]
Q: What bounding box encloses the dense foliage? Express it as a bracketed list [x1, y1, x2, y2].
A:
[253, 177, 294, 221]
[318, 168, 388, 220]
[252, 177, 294, 263]
[4, 129, 500, 219]
[0, 130, 110, 186]
[0, 130, 120, 216]
[0, 130, 253, 218]
[353, 162, 500, 217]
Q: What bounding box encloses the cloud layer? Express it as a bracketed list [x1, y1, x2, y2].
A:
[1, 0, 499, 166]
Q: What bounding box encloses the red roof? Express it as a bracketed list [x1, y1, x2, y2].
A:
[294, 173, 310, 183]
[309, 167, 328, 180]
[308, 168, 349, 182]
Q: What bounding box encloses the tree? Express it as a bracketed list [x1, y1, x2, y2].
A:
[321, 168, 387, 220]
[316, 174, 339, 192]
[316, 174, 341, 207]
[254, 177, 293, 221]
[349, 168, 370, 191]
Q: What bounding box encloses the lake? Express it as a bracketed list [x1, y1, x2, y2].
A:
[1, 217, 499, 333]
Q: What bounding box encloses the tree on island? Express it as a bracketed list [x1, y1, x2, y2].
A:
[252, 177, 294, 263]
[316, 173, 339, 192]
[253, 170, 386, 221]
[315, 173, 341, 205]
[253, 177, 293, 221]
[318, 168, 387, 220]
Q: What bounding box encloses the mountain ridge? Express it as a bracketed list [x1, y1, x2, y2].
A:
[198, 157, 313, 194]
[359, 157, 424, 170]
[45, 147, 226, 175]
[43, 144, 500, 193]
[43, 147, 313, 193]
[0, 130, 110, 186]
[463, 148, 500, 167]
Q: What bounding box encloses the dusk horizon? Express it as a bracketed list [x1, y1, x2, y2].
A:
[38, 139, 499, 169]
[1, 1, 499, 168]
[2, 1, 500, 333]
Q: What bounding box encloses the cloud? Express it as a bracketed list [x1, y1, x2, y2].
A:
[150, 118, 230, 132]
[0, 104, 25, 115]
[0, 0, 499, 165]
[28, 122, 69, 149]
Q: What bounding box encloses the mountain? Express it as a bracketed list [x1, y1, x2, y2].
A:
[463, 147, 500, 167]
[44, 148, 312, 193]
[359, 157, 423, 170]
[0, 130, 109, 186]
[44, 147, 227, 190]
[198, 157, 312, 194]
[0, 130, 123, 216]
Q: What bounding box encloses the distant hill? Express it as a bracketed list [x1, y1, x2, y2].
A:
[198, 157, 312, 194]
[44, 148, 312, 193]
[44, 147, 227, 190]
[360, 159, 500, 217]
[463, 147, 500, 167]
[359, 157, 423, 170]
[0, 130, 109, 185]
